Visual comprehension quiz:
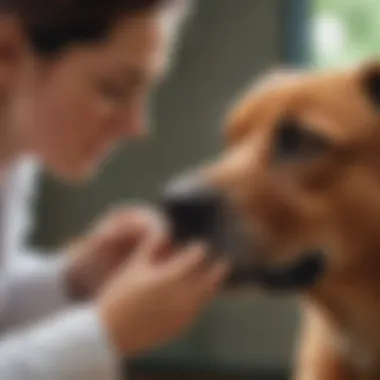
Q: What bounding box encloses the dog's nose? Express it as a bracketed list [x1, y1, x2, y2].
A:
[161, 174, 224, 246]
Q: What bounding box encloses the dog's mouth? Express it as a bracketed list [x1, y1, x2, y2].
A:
[160, 175, 326, 292]
[225, 250, 325, 291]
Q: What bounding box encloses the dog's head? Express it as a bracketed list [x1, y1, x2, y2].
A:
[162, 61, 380, 292]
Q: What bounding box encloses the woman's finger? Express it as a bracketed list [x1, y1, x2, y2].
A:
[191, 259, 230, 303]
[164, 242, 208, 280]
[134, 224, 171, 263]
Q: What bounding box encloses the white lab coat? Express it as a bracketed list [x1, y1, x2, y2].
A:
[0, 158, 121, 380]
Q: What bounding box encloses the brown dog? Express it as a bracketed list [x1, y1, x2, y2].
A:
[164, 61, 380, 379]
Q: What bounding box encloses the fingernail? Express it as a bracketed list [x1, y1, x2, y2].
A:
[189, 241, 209, 255]
[214, 260, 231, 277]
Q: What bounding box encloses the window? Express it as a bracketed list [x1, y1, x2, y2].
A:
[312, 0, 380, 68]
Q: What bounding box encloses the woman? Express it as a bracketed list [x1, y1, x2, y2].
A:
[0, 1, 229, 379]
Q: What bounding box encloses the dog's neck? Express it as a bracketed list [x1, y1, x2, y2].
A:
[306, 247, 380, 374]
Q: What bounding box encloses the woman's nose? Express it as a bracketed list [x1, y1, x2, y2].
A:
[118, 101, 149, 139]
[110, 116, 147, 141]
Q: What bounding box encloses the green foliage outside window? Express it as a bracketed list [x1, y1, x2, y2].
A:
[313, 0, 380, 67]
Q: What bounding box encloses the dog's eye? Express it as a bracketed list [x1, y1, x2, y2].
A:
[274, 118, 328, 162]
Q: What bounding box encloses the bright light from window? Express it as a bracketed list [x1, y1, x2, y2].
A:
[313, 12, 346, 66]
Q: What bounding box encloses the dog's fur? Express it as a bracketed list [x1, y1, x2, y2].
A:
[199, 61, 380, 380]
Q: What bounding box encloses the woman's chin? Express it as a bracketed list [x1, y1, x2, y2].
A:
[47, 160, 100, 185]
[44, 148, 114, 184]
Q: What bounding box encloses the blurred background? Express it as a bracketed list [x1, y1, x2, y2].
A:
[10, 0, 380, 379]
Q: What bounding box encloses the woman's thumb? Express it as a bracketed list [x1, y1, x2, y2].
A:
[134, 221, 171, 263]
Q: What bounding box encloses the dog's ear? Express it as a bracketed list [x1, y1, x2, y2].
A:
[224, 67, 305, 144]
[361, 62, 380, 109]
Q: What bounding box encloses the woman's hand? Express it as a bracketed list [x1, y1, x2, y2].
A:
[65, 205, 167, 300]
[97, 226, 229, 356]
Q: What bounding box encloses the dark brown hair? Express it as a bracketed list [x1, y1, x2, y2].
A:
[0, 0, 178, 56]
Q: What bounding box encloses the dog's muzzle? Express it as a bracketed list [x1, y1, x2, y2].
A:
[160, 174, 326, 292]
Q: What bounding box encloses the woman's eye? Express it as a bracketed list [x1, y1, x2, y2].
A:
[274, 117, 328, 162]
